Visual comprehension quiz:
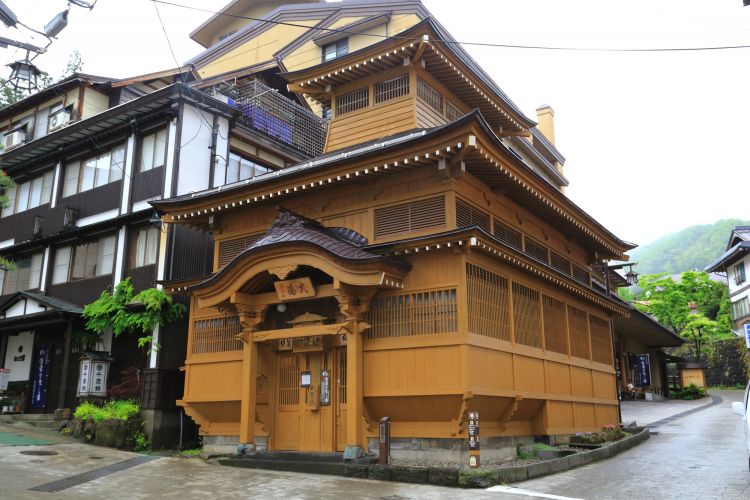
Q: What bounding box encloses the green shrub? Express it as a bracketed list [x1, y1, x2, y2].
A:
[73, 400, 140, 422]
[680, 384, 706, 400]
[134, 431, 150, 452]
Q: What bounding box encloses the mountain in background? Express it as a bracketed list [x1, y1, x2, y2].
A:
[627, 218, 750, 275]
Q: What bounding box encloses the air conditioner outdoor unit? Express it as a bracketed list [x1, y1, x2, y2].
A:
[48, 110, 71, 132]
[4, 129, 26, 150]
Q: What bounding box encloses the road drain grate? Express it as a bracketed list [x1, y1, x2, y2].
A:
[29, 455, 159, 492]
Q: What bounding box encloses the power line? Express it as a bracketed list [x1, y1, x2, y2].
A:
[151, 0, 750, 53]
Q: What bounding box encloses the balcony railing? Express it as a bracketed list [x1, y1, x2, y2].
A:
[228, 79, 328, 157]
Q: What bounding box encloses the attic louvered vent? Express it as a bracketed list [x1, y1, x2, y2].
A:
[375, 195, 445, 238]
[524, 237, 549, 264]
[550, 251, 571, 275]
[218, 234, 262, 268]
[572, 264, 590, 285]
[492, 218, 522, 251]
[455, 199, 490, 232]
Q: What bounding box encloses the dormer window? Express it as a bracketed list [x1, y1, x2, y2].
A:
[322, 38, 348, 62]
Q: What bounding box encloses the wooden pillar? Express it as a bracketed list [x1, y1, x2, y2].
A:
[236, 305, 266, 448]
[57, 320, 73, 409]
[346, 322, 365, 454]
[336, 286, 374, 459]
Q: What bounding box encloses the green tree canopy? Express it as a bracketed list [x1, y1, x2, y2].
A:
[82, 278, 186, 351]
[635, 271, 733, 360]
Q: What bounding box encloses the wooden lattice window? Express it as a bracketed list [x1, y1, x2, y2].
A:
[589, 315, 612, 365]
[445, 101, 463, 122]
[417, 77, 442, 112]
[572, 264, 590, 286]
[336, 87, 369, 115]
[493, 218, 522, 251]
[550, 252, 572, 275]
[218, 234, 262, 268]
[456, 199, 490, 232]
[467, 264, 511, 341]
[366, 288, 457, 339]
[191, 316, 243, 354]
[567, 306, 591, 360]
[278, 354, 300, 406]
[542, 295, 568, 354]
[524, 237, 549, 264]
[338, 350, 347, 404]
[374, 195, 445, 238]
[375, 74, 409, 103]
[512, 282, 542, 348]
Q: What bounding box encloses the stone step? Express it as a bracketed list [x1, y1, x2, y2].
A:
[27, 420, 59, 429]
[10, 413, 57, 422]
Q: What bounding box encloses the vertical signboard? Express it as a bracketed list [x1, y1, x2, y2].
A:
[744, 324, 750, 349]
[4, 331, 34, 382]
[320, 369, 331, 406]
[30, 345, 51, 409]
[635, 353, 651, 387]
[468, 411, 480, 467]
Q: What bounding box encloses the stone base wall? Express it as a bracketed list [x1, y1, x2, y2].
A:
[204, 435, 240, 456]
[367, 436, 534, 464]
[141, 409, 199, 450]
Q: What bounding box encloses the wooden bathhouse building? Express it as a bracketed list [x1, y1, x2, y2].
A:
[153, 8, 636, 460]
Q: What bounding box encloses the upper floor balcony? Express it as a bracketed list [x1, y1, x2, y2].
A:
[222, 79, 328, 158]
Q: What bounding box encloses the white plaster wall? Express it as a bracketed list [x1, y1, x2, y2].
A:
[176, 104, 214, 196]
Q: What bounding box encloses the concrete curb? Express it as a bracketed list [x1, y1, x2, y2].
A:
[218, 428, 650, 488]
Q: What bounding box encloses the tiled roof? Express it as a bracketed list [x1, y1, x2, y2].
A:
[0, 290, 83, 315]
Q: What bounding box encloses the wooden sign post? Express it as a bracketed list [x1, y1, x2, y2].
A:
[468, 411, 480, 467]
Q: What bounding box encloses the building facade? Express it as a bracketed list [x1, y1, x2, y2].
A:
[152, 6, 635, 461]
[705, 226, 750, 336]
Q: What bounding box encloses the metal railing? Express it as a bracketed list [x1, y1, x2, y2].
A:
[229, 79, 328, 157]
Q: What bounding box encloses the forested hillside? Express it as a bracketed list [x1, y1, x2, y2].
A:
[628, 219, 750, 275]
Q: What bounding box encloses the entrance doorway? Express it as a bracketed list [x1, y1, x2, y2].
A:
[272, 346, 347, 451]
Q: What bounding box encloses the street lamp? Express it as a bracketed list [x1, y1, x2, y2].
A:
[7, 57, 42, 92]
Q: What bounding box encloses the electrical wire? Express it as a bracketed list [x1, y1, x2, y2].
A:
[151, 0, 750, 53]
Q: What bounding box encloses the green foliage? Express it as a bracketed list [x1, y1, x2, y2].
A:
[176, 448, 203, 458]
[73, 400, 140, 422]
[678, 383, 706, 400]
[82, 278, 186, 350]
[628, 219, 750, 275]
[133, 431, 150, 452]
[635, 271, 733, 360]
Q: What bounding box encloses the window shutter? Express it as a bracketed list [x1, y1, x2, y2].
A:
[493, 218, 522, 251]
[550, 252, 572, 275]
[218, 234, 262, 268]
[455, 199, 490, 232]
[572, 264, 590, 285]
[524, 237, 549, 264]
[375, 195, 445, 238]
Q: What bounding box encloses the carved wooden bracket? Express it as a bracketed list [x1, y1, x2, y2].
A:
[268, 264, 298, 280]
[450, 392, 473, 436]
[362, 404, 373, 433]
[235, 304, 268, 341]
[335, 284, 377, 320]
[499, 395, 523, 431]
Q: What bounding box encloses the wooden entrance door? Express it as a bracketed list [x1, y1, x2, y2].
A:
[273, 350, 337, 451]
[335, 348, 347, 452]
[274, 353, 301, 450]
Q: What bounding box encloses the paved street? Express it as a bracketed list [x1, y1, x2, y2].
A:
[0, 391, 747, 499]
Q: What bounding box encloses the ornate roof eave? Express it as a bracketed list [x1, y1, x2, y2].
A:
[281, 18, 535, 134]
[154, 110, 631, 259]
[366, 227, 630, 316]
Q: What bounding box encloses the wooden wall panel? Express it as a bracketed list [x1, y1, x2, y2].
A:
[573, 402, 596, 429]
[546, 400, 574, 430]
[186, 361, 242, 400]
[322, 210, 370, 241]
[401, 251, 458, 289]
[545, 361, 571, 396]
[570, 366, 593, 398]
[592, 371, 615, 400]
[513, 355, 546, 394]
[363, 345, 462, 395]
[595, 404, 619, 427]
[327, 97, 414, 152]
[415, 98, 448, 128]
[466, 346, 514, 391]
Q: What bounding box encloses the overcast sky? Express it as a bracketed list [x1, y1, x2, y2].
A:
[2, 0, 748, 248]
